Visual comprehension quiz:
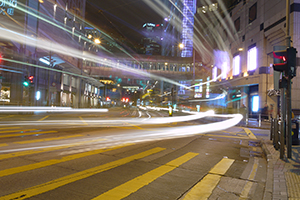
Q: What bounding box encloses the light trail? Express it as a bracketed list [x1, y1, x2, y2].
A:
[0, 27, 189, 89]
[0, 106, 108, 113]
[0, 110, 243, 154]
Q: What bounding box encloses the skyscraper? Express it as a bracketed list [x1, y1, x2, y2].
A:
[181, 0, 196, 57]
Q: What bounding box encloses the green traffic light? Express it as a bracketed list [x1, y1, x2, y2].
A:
[23, 81, 29, 87]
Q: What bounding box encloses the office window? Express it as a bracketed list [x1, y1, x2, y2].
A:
[233, 55, 240, 76]
[247, 46, 257, 71]
[234, 17, 240, 32]
[249, 2, 257, 23]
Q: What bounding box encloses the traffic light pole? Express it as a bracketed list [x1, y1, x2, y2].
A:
[286, 0, 292, 158]
[280, 86, 286, 159]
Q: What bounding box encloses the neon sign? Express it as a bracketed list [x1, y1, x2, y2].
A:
[0, 0, 18, 16]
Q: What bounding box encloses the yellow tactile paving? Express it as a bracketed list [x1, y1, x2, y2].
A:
[285, 171, 300, 199]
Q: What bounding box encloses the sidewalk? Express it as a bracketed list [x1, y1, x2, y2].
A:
[241, 119, 300, 200]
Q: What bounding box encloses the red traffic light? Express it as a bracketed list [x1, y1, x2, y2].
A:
[273, 50, 287, 62]
[28, 75, 34, 83]
[273, 50, 288, 73]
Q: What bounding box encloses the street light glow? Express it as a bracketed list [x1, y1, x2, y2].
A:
[94, 38, 101, 44]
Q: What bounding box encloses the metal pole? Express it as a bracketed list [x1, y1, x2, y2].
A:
[287, 77, 292, 158]
[259, 113, 261, 127]
[286, 0, 292, 158]
[192, 48, 195, 99]
[270, 118, 274, 140]
[280, 87, 286, 159]
[274, 118, 279, 149]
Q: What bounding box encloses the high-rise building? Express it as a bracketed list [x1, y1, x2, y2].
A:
[181, 0, 197, 57]
[141, 23, 163, 55]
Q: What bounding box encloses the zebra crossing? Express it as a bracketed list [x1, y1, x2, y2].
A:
[0, 126, 263, 200]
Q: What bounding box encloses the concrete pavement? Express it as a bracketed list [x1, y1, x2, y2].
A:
[241, 119, 300, 200]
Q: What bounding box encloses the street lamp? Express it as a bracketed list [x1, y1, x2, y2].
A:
[178, 43, 184, 49]
[94, 38, 101, 44]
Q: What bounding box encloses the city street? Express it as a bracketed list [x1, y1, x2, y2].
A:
[0, 108, 270, 199]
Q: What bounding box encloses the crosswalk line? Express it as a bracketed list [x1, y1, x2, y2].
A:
[1, 147, 165, 200]
[14, 134, 83, 144]
[0, 143, 132, 178]
[92, 152, 199, 200]
[182, 157, 235, 200]
[0, 138, 106, 160]
[0, 130, 57, 138]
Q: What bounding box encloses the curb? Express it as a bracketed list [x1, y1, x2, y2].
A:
[261, 139, 274, 200]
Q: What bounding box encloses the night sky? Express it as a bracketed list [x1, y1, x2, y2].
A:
[85, 0, 164, 43]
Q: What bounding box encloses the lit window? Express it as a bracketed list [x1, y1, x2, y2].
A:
[212, 66, 217, 81]
[252, 95, 259, 112]
[233, 55, 240, 76]
[247, 46, 257, 71]
[222, 62, 228, 79]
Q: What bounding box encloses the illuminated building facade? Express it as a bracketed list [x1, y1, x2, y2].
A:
[181, 0, 196, 57]
[211, 0, 300, 117]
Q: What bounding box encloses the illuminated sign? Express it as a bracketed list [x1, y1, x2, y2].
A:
[0, 0, 18, 16]
[143, 23, 156, 27]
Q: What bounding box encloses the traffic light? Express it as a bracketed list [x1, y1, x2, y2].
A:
[273, 47, 297, 78]
[273, 49, 288, 73]
[23, 76, 34, 87]
[287, 47, 297, 78]
[23, 76, 29, 87]
[28, 75, 34, 84]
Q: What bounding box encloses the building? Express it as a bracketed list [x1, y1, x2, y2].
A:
[0, 0, 103, 107]
[210, 0, 300, 117]
[141, 23, 164, 55]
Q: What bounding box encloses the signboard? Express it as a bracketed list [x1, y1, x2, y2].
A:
[0, 0, 18, 16]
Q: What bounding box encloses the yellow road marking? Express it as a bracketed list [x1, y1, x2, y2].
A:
[209, 158, 235, 175]
[239, 158, 259, 199]
[0, 130, 57, 138]
[79, 116, 88, 125]
[183, 157, 234, 200]
[204, 134, 248, 139]
[242, 128, 257, 139]
[239, 182, 254, 199]
[38, 115, 49, 121]
[92, 152, 198, 200]
[0, 129, 37, 134]
[0, 138, 106, 160]
[1, 147, 165, 200]
[0, 143, 8, 147]
[0, 143, 132, 178]
[0, 127, 20, 130]
[14, 134, 83, 144]
[183, 174, 221, 200]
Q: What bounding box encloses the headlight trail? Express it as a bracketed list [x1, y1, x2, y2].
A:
[0, 113, 243, 154]
[0, 107, 108, 113]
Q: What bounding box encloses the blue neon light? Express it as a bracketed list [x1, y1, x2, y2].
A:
[181, 0, 196, 57]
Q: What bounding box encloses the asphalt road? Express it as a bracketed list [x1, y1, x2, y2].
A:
[0, 107, 270, 200]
